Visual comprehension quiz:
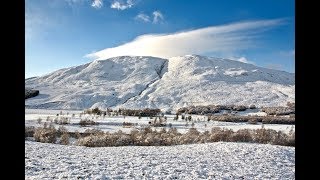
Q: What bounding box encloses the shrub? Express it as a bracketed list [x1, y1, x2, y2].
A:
[77, 132, 133, 147]
[37, 118, 42, 124]
[79, 119, 98, 127]
[31, 124, 295, 147]
[261, 107, 295, 116]
[43, 122, 48, 128]
[25, 126, 35, 137]
[230, 129, 253, 142]
[92, 107, 102, 115]
[159, 128, 167, 134]
[83, 128, 104, 136]
[77, 134, 106, 147]
[57, 126, 68, 135]
[286, 130, 295, 146]
[253, 128, 277, 144]
[232, 105, 247, 111]
[287, 102, 295, 108]
[116, 108, 161, 117]
[177, 104, 249, 115]
[72, 126, 295, 147]
[74, 130, 81, 139]
[142, 127, 153, 134]
[208, 115, 294, 124]
[123, 122, 134, 128]
[248, 119, 258, 124]
[130, 129, 139, 137]
[115, 134, 132, 146]
[187, 128, 200, 136]
[150, 117, 166, 127]
[167, 127, 179, 135]
[55, 117, 70, 125]
[209, 128, 233, 142]
[34, 126, 57, 143]
[60, 132, 70, 145]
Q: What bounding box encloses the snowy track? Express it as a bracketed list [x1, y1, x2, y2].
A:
[25, 141, 295, 179]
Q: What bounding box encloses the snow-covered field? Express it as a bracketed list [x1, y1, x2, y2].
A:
[25, 141, 295, 179]
[25, 109, 295, 134]
[25, 108, 295, 179]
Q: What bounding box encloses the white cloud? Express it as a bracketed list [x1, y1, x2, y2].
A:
[135, 13, 150, 22]
[111, 0, 134, 10]
[135, 10, 164, 24]
[229, 57, 255, 64]
[86, 19, 285, 60]
[92, 0, 103, 9]
[152, 10, 164, 24]
[64, 0, 103, 9]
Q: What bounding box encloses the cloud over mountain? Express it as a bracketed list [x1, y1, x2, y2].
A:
[86, 19, 285, 60]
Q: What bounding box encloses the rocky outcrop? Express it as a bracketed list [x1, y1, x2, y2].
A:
[25, 88, 39, 99]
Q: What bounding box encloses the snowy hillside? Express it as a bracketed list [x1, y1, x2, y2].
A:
[25, 55, 294, 111]
[25, 56, 167, 110]
[25, 141, 295, 179]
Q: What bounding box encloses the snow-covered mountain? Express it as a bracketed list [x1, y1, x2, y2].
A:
[25, 55, 294, 112]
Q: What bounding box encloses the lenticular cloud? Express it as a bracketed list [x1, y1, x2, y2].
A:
[86, 19, 284, 60]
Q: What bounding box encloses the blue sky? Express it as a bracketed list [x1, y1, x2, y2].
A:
[26, 0, 295, 78]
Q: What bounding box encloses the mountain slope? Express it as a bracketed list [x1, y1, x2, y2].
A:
[25, 55, 294, 111]
[25, 56, 167, 109]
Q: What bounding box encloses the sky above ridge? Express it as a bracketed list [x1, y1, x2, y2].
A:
[26, 0, 295, 78]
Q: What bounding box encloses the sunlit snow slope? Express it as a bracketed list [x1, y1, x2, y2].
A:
[25, 55, 294, 111]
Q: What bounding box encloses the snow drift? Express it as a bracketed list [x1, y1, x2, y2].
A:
[25, 55, 294, 112]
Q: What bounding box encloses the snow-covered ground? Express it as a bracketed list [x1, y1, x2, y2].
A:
[25, 109, 295, 134]
[25, 55, 295, 112]
[25, 141, 295, 179]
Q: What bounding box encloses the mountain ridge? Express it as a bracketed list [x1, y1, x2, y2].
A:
[25, 55, 294, 112]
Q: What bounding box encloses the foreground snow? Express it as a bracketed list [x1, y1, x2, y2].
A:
[25, 141, 294, 179]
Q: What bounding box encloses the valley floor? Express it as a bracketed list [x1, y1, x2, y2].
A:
[25, 109, 295, 134]
[25, 141, 295, 179]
